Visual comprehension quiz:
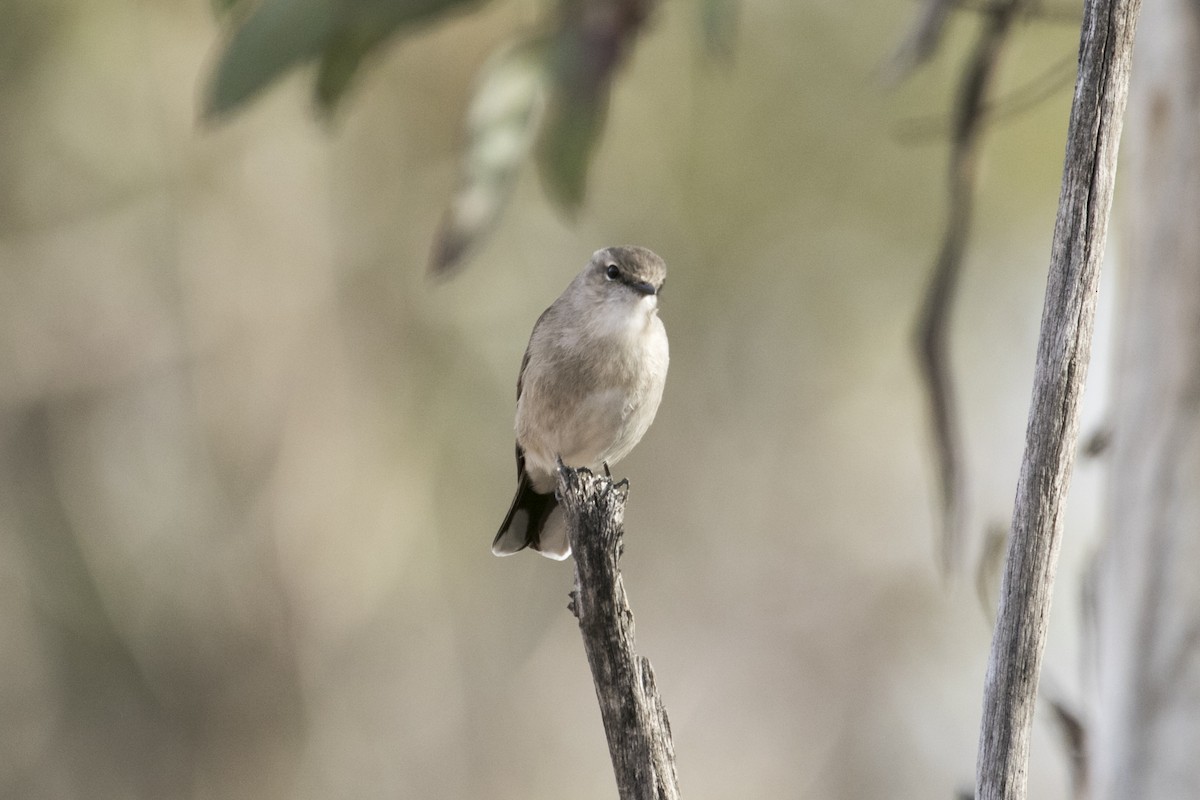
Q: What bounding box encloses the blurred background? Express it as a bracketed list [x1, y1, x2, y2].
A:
[0, 1, 1108, 798]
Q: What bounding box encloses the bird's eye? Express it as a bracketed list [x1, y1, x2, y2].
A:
[605, 264, 620, 281]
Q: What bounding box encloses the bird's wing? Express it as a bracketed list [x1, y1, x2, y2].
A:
[516, 304, 554, 401]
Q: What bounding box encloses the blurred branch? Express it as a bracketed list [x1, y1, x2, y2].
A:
[887, 0, 1079, 76]
[556, 463, 680, 800]
[975, 0, 1140, 798]
[942, 0, 1081, 23]
[1079, 424, 1111, 458]
[1044, 694, 1089, 800]
[913, 0, 1026, 576]
[885, 0, 953, 83]
[974, 521, 1007, 621]
[895, 53, 1076, 143]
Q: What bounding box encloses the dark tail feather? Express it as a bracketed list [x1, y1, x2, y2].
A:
[492, 475, 558, 556]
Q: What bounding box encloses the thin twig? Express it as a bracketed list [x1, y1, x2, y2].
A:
[884, 0, 1076, 86]
[947, 0, 1082, 23]
[895, 53, 1077, 144]
[914, 0, 1026, 576]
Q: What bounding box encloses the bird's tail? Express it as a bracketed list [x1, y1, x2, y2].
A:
[492, 476, 568, 560]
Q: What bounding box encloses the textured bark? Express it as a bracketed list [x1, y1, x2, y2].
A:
[975, 0, 1141, 798]
[557, 464, 680, 800]
[1090, 2, 1200, 797]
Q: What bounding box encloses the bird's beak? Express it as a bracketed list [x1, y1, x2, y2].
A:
[630, 281, 657, 296]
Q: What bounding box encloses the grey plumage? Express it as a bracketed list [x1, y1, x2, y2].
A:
[493, 246, 669, 559]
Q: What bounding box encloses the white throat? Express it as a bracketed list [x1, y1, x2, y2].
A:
[591, 295, 656, 339]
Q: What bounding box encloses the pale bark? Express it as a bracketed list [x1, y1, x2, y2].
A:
[974, 0, 1141, 797]
[1090, 2, 1200, 797]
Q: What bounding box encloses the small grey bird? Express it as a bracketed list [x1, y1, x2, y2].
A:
[492, 246, 669, 560]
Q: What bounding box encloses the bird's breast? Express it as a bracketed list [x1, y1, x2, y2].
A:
[516, 311, 667, 484]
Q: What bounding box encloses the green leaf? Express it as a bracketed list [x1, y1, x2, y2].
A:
[205, 0, 338, 118]
[430, 39, 549, 273]
[205, 0, 485, 119]
[313, 0, 480, 113]
[535, 91, 606, 213]
[531, 24, 617, 213]
[313, 28, 379, 113]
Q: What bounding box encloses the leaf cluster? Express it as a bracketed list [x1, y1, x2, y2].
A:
[204, 0, 737, 272]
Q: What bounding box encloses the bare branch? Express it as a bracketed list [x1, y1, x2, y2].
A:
[557, 463, 680, 800]
[975, 0, 1142, 797]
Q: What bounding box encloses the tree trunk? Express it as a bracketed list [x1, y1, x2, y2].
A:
[1090, 2, 1200, 798]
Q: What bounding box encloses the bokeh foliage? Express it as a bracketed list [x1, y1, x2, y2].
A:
[206, 0, 736, 271]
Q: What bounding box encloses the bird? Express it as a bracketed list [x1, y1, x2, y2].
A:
[492, 245, 669, 560]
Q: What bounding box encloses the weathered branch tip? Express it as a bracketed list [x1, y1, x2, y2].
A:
[555, 462, 680, 800]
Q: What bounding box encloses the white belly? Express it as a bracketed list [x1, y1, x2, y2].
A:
[517, 314, 667, 493]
